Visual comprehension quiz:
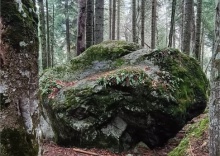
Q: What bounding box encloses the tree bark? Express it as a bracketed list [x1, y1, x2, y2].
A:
[151, 0, 157, 49]
[0, 0, 39, 155]
[94, 0, 104, 44]
[109, 0, 112, 40]
[65, 0, 71, 59]
[86, 0, 94, 49]
[194, 0, 202, 61]
[180, 0, 185, 50]
[201, 24, 205, 69]
[117, 0, 120, 40]
[182, 0, 193, 55]
[132, 0, 137, 43]
[141, 0, 145, 47]
[51, 4, 55, 67]
[112, 0, 116, 40]
[38, 0, 47, 70]
[209, 1, 220, 155]
[191, 4, 196, 54]
[173, 21, 176, 48]
[168, 0, 177, 47]
[46, 0, 51, 66]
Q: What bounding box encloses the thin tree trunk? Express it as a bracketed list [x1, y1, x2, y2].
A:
[194, 0, 202, 61]
[51, 4, 55, 67]
[191, 5, 196, 54]
[141, 0, 145, 47]
[180, 0, 185, 50]
[209, 1, 220, 155]
[112, 0, 116, 40]
[86, 0, 94, 49]
[109, 0, 112, 40]
[201, 24, 204, 69]
[173, 22, 176, 48]
[151, 0, 157, 49]
[132, 0, 137, 43]
[46, 0, 50, 67]
[182, 0, 193, 55]
[94, 0, 104, 44]
[65, 0, 71, 59]
[168, 0, 177, 47]
[117, 0, 120, 40]
[38, 0, 47, 69]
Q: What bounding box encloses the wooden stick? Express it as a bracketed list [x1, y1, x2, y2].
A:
[72, 148, 102, 156]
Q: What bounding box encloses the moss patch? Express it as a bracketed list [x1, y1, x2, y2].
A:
[168, 116, 209, 156]
[1, 0, 38, 53]
[0, 128, 38, 156]
[70, 40, 141, 70]
[146, 48, 209, 117]
[40, 41, 141, 95]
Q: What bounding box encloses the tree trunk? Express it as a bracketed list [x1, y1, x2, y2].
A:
[117, 0, 120, 40]
[141, 0, 145, 47]
[38, 0, 47, 70]
[182, 0, 193, 55]
[46, 0, 51, 66]
[109, 0, 112, 40]
[0, 0, 39, 155]
[168, 0, 177, 47]
[51, 4, 55, 67]
[112, 0, 116, 40]
[151, 0, 157, 49]
[180, 0, 185, 50]
[65, 0, 71, 59]
[209, 1, 220, 155]
[191, 4, 196, 54]
[132, 0, 137, 43]
[86, 0, 94, 49]
[201, 24, 205, 69]
[173, 22, 176, 48]
[194, 0, 202, 61]
[94, 0, 104, 44]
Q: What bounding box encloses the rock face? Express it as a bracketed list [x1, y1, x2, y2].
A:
[40, 41, 209, 152]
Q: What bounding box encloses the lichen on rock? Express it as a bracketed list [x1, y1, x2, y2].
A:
[40, 41, 209, 152]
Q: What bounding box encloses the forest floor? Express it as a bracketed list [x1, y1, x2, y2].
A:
[42, 113, 208, 156]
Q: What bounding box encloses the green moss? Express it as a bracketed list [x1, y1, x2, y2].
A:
[168, 116, 209, 156]
[40, 41, 141, 96]
[0, 128, 38, 156]
[70, 40, 140, 70]
[1, 0, 38, 53]
[113, 58, 126, 67]
[146, 48, 209, 117]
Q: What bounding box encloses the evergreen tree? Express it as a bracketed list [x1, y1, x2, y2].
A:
[94, 0, 104, 44]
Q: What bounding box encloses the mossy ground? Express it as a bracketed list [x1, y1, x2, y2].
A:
[0, 128, 38, 156]
[168, 115, 209, 156]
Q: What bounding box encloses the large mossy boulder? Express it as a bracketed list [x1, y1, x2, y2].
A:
[40, 41, 209, 152]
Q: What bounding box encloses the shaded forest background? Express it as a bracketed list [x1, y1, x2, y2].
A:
[37, 0, 215, 75]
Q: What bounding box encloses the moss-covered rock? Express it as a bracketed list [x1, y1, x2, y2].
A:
[40, 42, 209, 152]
